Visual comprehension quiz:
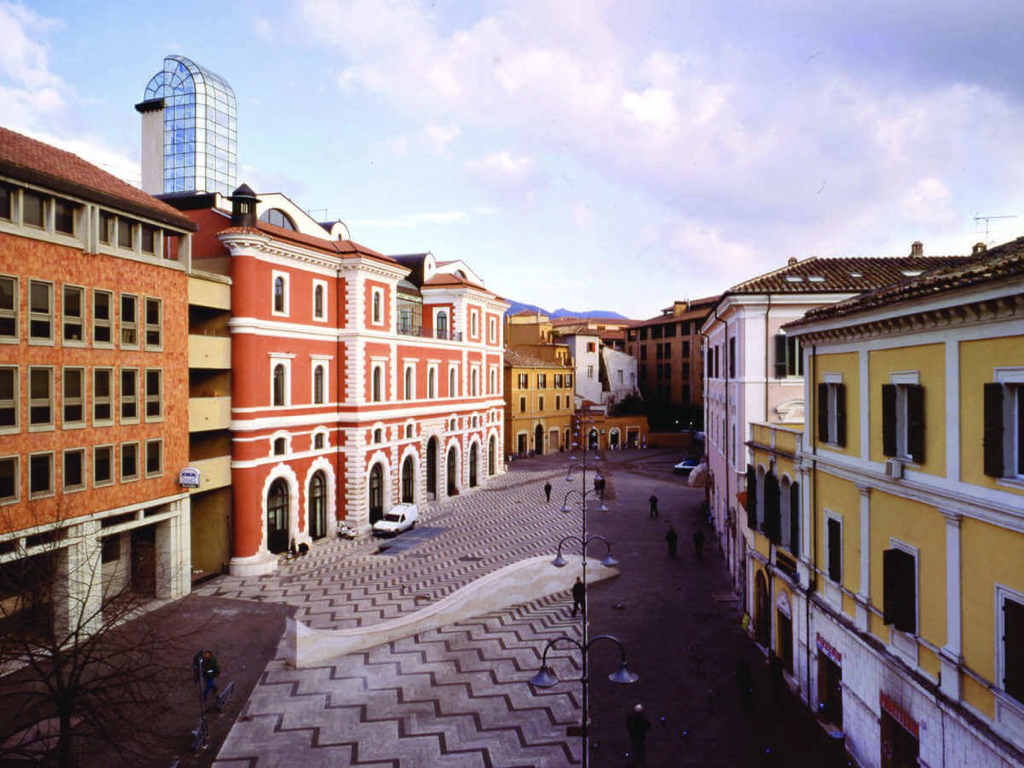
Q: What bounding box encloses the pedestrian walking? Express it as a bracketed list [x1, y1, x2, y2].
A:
[571, 577, 585, 616]
[648, 494, 659, 517]
[200, 650, 220, 703]
[692, 527, 705, 559]
[543, 481, 552, 502]
[626, 703, 651, 766]
[665, 526, 678, 557]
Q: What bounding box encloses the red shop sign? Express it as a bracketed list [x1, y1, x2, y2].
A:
[816, 633, 842, 665]
[880, 692, 919, 739]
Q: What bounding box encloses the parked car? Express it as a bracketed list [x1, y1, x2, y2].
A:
[674, 458, 700, 476]
[372, 503, 419, 536]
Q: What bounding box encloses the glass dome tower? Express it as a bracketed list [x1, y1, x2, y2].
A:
[138, 55, 237, 196]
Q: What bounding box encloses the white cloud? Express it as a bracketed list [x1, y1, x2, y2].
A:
[424, 123, 460, 154]
[465, 150, 544, 200]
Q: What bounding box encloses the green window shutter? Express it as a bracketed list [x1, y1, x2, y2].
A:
[817, 383, 829, 444]
[774, 334, 788, 378]
[983, 382, 1004, 477]
[907, 385, 925, 463]
[835, 384, 847, 448]
[882, 384, 897, 457]
[789, 481, 800, 558]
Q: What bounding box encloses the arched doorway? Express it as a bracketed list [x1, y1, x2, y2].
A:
[488, 436, 496, 475]
[426, 437, 437, 497]
[446, 447, 458, 496]
[534, 424, 544, 455]
[309, 471, 327, 540]
[401, 455, 415, 503]
[469, 443, 479, 487]
[368, 464, 384, 524]
[267, 479, 289, 554]
[754, 569, 771, 648]
[588, 428, 599, 449]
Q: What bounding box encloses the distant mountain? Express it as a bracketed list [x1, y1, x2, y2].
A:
[505, 300, 628, 320]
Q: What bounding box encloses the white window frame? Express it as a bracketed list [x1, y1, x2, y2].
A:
[272, 271, 290, 316]
[428, 363, 439, 399]
[145, 368, 163, 421]
[269, 355, 293, 407]
[145, 297, 162, 350]
[28, 279, 53, 344]
[890, 370, 920, 461]
[93, 444, 114, 487]
[92, 289, 113, 347]
[28, 366, 53, 431]
[995, 368, 1024, 480]
[371, 286, 384, 325]
[823, 509, 844, 610]
[63, 366, 85, 428]
[489, 367, 497, 395]
[371, 360, 386, 402]
[93, 368, 114, 425]
[311, 426, 330, 450]
[311, 360, 329, 405]
[0, 365, 17, 434]
[470, 309, 479, 338]
[312, 279, 328, 322]
[120, 441, 139, 482]
[120, 367, 139, 424]
[145, 438, 163, 477]
[0, 274, 17, 343]
[449, 365, 458, 397]
[62, 284, 85, 346]
[488, 317, 497, 344]
[62, 448, 86, 492]
[270, 431, 291, 456]
[119, 293, 138, 348]
[471, 367, 479, 397]
[0, 454, 19, 504]
[888, 538, 920, 655]
[28, 451, 53, 499]
[403, 363, 416, 400]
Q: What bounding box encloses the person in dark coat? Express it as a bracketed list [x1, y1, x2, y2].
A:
[692, 527, 705, 559]
[571, 577, 585, 616]
[626, 703, 651, 766]
[648, 494, 659, 517]
[201, 650, 220, 702]
[665, 526, 678, 557]
[544, 481, 552, 502]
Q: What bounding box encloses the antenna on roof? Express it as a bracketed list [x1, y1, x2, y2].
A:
[306, 208, 328, 218]
[974, 213, 1016, 246]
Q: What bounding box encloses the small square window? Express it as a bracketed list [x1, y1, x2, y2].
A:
[273, 437, 286, 455]
[313, 433, 325, 450]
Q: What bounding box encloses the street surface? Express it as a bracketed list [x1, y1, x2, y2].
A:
[161, 448, 848, 766]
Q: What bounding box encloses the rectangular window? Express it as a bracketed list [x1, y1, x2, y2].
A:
[827, 517, 842, 583]
[22, 191, 44, 228]
[640, 346, 647, 360]
[63, 449, 85, 491]
[556, 394, 561, 410]
[683, 383, 691, 401]
[0, 275, 16, 340]
[566, 374, 573, 387]
[63, 367, 84, 426]
[99, 212, 114, 244]
[665, 323, 676, 338]
[117, 218, 133, 249]
[54, 200, 76, 235]
[983, 382, 1024, 478]
[0, 455, 16, 502]
[587, 365, 594, 379]
[518, 373, 528, 388]
[28, 280, 52, 341]
[28, 367, 52, 427]
[883, 548, 917, 634]
[817, 382, 847, 447]
[1003, 595, 1024, 704]
[145, 369, 162, 419]
[775, 334, 803, 377]
[120, 442, 138, 481]
[554, 374, 563, 388]
[0, 367, 16, 432]
[520, 396, 527, 412]
[145, 298, 161, 348]
[93, 290, 112, 345]
[538, 373, 547, 389]
[882, 383, 925, 463]
[120, 369, 138, 422]
[29, 452, 52, 497]
[0, 184, 11, 220]
[62, 285, 84, 344]
[539, 396, 545, 411]
[93, 368, 112, 423]
[729, 337, 736, 378]
[93, 445, 113, 486]
[145, 439, 163, 477]
[120, 294, 138, 346]
[682, 340, 690, 357]
[140, 225, 155, 253]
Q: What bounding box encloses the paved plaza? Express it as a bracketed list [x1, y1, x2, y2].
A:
[165, 448, 849, 767]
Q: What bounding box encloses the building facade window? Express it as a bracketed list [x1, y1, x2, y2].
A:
[817, 382, 847, 447]
[93, 290, 112, 345]
[29, 452, 52, 497]
[372, 364, 384, 402]
[774, 333, 803, 377]
[984, 377, 1024, 479]
[587, 365, 594, 379]
[63, 448, 85, 491]
[272, 363, 287, 407]
[882, 381, 925, 463]
[93, 368, 113, 423]
[120, 369, 138, 422]
[93, 445, 113, 486]
[883, 546, 917, 634]
[273, 274, 288, 314]
[63, 367, 84, 426]
[518, 373, 528, 388]
[117, 218, 133, 249]
[449, 367, 457, 397]
[313, 364, 325, 405]
[146, 439, 163, 476]
[145, 369, 163, 419]
[826, 515, 842, 583]
[313, 281, 326, 320]
[121, 442, 139, 481]
[404, 365, 414, 400]
[145, 298, 162, 348]
[428, 367, 437, 398]
[273, 437, 286, 455]
[22, 191, 44, 228]
[471, 369, 479, 396]
[372, 288, 383, 324]
[28, 367, 52, 428]
[28, 280, 52, 342]
[0, 455, 17, 503]
[0, 275, 16, 341]
[120, 294, 138, 347]
[63, 285, 84, 344]
[1000, 590, 1024, 705]
[0, 367, 17, 433]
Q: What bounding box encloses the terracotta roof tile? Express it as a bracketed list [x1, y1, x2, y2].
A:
[790, 241, 1023, 327]
[0, 126, 195, 231]
[219, 221, 396, 264]
[503, 348, 572, 369]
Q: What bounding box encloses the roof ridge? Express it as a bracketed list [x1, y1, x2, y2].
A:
[731, 256, 818, 291]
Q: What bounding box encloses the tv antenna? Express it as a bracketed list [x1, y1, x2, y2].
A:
[306, 208, 328, 219]
[973, 213, 1016, 245]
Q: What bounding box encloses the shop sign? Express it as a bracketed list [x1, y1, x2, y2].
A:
[178, 467, 201, 488]
[816, 633, 842, 665]
[880, 692, 919, 738]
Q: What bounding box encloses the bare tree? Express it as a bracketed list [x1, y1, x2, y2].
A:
[0, 502, 198, 766]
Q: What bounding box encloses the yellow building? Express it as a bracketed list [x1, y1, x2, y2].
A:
[503, 348, 575, 456]
[741, 241, 1024, 767]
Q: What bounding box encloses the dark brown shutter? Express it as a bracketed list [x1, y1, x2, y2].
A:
[835, 384, 847, 447]
[983, 382, 1005, 477]
[817, 383, 829, 444]
[789, 482, 800, 558]
[764, 472, 781, 543]
[1004, 598, 1024, 702]
[746, 465, 757, 529]
[827, 518, 841, 582]
[882, 384, 897, 457]
[906, 385, 925, 463]
[883, 549, 917, 633]
[775, 334, 788, 378]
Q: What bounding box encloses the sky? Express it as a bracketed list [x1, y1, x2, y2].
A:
[4, 1, 1024, 319]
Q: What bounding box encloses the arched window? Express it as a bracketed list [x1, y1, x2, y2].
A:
[267, 479, 289, 554]
[489, 369, 496, 394]
[273, 276, 285, 313]
[372, 291, 382, 323]
[471, 312, 478, 336]
[259, 208, 297, 230]
[372, 366, 382, 402]
[488, 436, 496, 475]
[436, 311, 448, 339]
[373, 428, 383, 444]
[405, 424, 414, 438]
[471, 369, 479, 396]
[314, 432, 325, 450]
[314, 284, 324, 318]
[450, 418, 457, 431]
[449, 368, 457, 397]
[273, 364, 286, 406]
[401, 455, 415, 503]
[405, 367, 413, 400]
[313, 365, 325, 404]
[273, 437, 286, 455]
[369, 464, 384, 524]
[310, 471, 326, 540]
[428, 368, 436, 398]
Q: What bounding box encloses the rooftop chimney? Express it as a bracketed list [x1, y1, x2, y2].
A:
[230, 184, 260, 228]
[787, 256, 798, 266]
[972, 242, 987, 256]
[910, 241, 924, 257]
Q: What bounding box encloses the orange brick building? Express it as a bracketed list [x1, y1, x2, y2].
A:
[0, 128, 196, 633]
